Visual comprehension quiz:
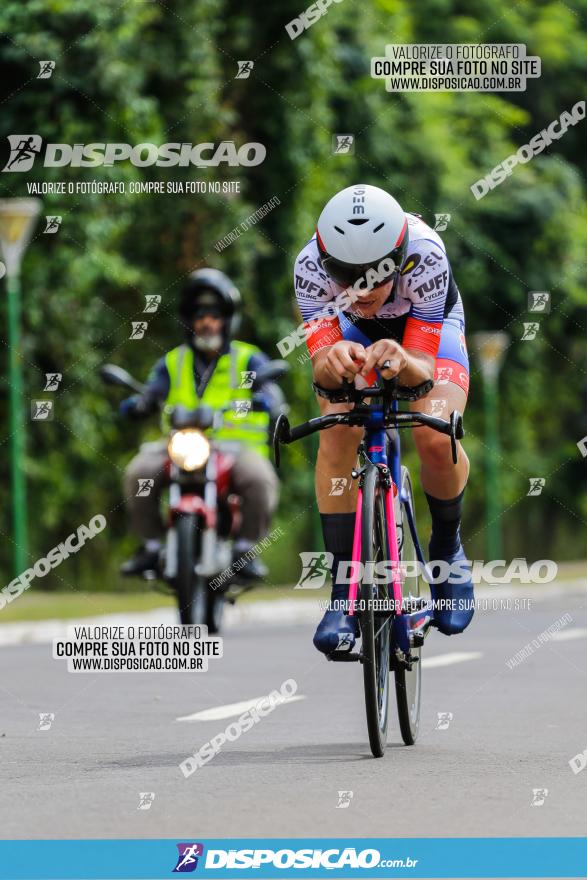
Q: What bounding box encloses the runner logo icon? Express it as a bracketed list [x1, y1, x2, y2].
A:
[173, 843, 204, 873]
[295, 552, 333, 589]
[3, 135, 42, 172]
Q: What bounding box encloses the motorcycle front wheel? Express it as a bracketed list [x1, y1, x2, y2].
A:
[206, 591, 225, 634]
[175, 514, 207, 625]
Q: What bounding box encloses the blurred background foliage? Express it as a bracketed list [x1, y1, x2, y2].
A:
[1, 0, 587, 592]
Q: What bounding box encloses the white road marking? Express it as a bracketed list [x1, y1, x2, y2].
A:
[551, 627, 587, 642]
[422, 651, 483, 669]
[176, 694, 305, 722]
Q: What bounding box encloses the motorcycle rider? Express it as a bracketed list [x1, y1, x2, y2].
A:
[120, 268, 282, 579]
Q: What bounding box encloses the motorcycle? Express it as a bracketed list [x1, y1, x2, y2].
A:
[100, 360, 288, 631]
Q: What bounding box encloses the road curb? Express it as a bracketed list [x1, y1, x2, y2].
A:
[1, 579, 586, 646]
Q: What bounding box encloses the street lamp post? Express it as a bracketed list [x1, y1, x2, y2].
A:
[0, 198, 42, 576]
[470, 332, 509, 562]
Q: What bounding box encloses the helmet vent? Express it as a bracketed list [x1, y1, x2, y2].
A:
[372, 222, 384, 233]
[334, 225, 345, 234]
[347, 218, 368, 226]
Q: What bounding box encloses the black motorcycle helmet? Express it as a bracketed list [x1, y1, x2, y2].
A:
[179, 268, 242, 340]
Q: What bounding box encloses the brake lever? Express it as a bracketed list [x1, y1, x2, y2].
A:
[272, 413, 291, 469]
[380, 360, 396, 382]
[380, 362, 398, 404]
[449, 410, 464, 464]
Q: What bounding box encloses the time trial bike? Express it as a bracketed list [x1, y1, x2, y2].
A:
[273, 369, 463, 757]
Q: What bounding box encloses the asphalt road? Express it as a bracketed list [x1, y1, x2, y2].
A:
[1, 586, 586, 841]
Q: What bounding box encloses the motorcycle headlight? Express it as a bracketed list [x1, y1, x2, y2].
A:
[168, 429, 210, 471]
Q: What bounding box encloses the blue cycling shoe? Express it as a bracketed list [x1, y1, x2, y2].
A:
[429, 542, 475, 636]
[313, 593, 359, 654]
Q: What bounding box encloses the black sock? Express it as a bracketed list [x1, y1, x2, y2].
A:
[320, 513, 356, 601]
[425, 490, 464, 559]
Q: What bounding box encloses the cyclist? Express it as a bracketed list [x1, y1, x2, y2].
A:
[120, 268, 282, 579]
[293, 184, 474, 654]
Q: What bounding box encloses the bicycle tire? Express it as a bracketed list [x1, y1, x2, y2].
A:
[394, 467, 422, 745]
[360, 465, 392, 758]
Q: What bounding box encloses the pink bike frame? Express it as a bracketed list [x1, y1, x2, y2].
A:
[347, 479, 403, 617]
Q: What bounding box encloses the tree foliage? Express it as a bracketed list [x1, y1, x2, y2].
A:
[1, 0, 586, 589]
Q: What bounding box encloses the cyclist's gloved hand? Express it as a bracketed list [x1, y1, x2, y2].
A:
[119, 395, 154, 419]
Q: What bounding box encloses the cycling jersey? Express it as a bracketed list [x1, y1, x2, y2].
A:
[294, 212, 464, 360]
[293, 213, 469, 393]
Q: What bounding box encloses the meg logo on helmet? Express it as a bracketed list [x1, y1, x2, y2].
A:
[316, 183, 409, 288]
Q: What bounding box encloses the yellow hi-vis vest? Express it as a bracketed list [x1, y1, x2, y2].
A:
[163, 342, 271, 457]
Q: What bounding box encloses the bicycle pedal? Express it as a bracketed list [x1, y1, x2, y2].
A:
[402, 596, 428, 613]
[327, 651, 363, 663]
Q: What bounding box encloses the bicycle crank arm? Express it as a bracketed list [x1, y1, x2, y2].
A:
[392, 650, 420, 671]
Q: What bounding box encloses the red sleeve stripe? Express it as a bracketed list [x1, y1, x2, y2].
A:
[304, 318, 343, 357]
[402, 316, 442, 357]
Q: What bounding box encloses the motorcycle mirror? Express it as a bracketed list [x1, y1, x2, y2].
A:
[251, 359, 290, 390]
[99, 364, 146, 395]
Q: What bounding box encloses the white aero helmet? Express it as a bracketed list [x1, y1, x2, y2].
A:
[316, 183, 408, 287]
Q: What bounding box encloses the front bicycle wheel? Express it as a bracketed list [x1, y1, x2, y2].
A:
[394, 466, 422, 745]
[360, 465, 392, 758]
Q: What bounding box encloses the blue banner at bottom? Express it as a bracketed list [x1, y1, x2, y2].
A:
[0, 838, 586, 880]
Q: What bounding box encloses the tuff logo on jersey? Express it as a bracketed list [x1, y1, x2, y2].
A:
[295, 274, 327, 297]
[414, 270, 448, 298]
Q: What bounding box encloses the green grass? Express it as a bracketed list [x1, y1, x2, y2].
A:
[0, 591, 175, 623]
[0, 583, 321, 623]
[7, 558, 585, 624]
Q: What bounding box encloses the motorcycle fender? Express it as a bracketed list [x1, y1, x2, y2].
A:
[169, 495, 216, 529]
